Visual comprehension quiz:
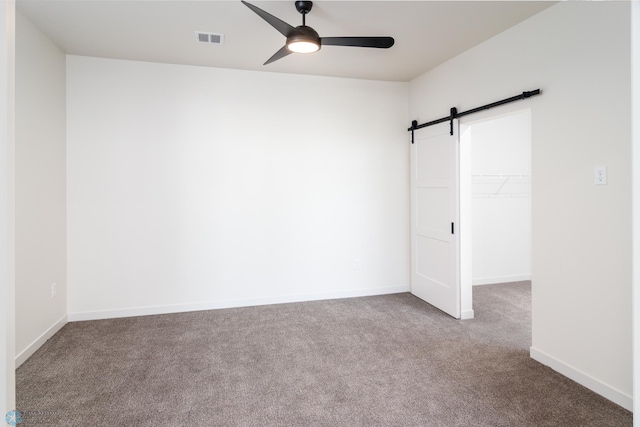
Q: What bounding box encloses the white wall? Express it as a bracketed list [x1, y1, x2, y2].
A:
[631, 1, 639, 422]
[469, 111, 531, 285]
[14, 11, 67, 366]
[67, 56, 409, 320]
[0, 0, 15, 415]
[410, 2, 632, 410]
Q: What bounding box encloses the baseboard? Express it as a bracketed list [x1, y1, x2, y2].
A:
[529, 346, 632, 411]
[473, 274, 531, 286]
[15, 314, 68, 368]
[67, 285, 411, 322]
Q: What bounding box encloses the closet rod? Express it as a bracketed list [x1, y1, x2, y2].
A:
[408, 89, 541, 143]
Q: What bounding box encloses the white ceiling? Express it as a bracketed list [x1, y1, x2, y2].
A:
[17, 0, 555, 82]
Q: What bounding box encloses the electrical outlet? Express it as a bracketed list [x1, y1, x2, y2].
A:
[51, 282, 57, 298]
[354, 259, 361, 270]
[594, 166, 607, 185]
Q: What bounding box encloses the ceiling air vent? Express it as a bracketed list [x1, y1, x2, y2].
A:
[195, 32, 224, 45]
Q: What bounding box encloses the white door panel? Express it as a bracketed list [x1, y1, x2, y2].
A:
[411, 121, 460, 318]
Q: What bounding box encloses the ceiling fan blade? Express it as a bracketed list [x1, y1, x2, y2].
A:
[321, 37, 395, 49]
[264, 46, 293, 65]
[241, 1, 294, 37]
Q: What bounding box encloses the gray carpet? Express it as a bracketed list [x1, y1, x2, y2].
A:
[16, 282, 632, 426]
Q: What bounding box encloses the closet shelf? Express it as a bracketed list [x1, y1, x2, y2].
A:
[471, 174, 531, 197]
[471, 174, 531, 178]
[472, 193, 530, 199]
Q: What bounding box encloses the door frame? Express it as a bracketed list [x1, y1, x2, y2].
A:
[459, 107, 533, 319]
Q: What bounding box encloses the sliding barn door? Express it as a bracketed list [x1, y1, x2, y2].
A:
[411, 121, 461, 319]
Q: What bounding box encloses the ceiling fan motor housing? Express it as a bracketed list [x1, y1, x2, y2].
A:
[287, 26, 321, 52]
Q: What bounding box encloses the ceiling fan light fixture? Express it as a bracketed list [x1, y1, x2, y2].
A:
[287, 40, 319, 53]
[286, 26, 320, 54]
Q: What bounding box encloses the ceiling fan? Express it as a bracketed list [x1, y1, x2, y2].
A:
[241, 1, 395, 65]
